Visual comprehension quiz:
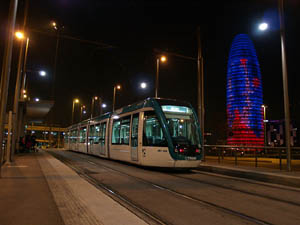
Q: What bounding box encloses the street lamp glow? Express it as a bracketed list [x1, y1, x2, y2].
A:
[94, 96, 98, 100]
[15, 31, 25, 40]
[160, 56, 167, 62]
[35, 98, 40, 102]
[258, 22, 268, 31]
[102, 103, 107, 108]
[39, 70, 46, 76]
[141, 82, 147, 89]
[74, 98, 79, 103]
[116, 85, 121, 90]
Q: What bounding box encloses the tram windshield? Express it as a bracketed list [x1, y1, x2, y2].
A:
[161, 105, 201, 147]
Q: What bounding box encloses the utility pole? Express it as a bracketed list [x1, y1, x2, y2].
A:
[278, 0, 291, 171]
[0, 0, 19, 177]
[197, 26, 205, 161]
[11, 0, 29, 161]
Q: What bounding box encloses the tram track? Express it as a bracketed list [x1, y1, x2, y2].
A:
[169, 172, 300, 207]
[49, 150, 277, 225]
[193, 170, 300, 193]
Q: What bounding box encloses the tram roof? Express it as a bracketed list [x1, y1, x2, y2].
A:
[67, 98, 192, 129]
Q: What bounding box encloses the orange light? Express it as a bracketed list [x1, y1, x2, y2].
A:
[74, 98, 79, 103]
[15, 31, 25, 40]
[116, 85, 121, 90]
[160, 56, 167, 62]
[94, 96, 98, 100]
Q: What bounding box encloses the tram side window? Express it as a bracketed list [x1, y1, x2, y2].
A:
[64, 132, 69, 143]
[112, 120, 121, 144]
[131, 114, 139, 147]
[120, 116, 130, 145]
[89, 125, 95, 143]
[79, 127, 87, 143]
[71, 130, 77, 143]
[94, 124, 100, 144]
[143, 111, 167, 147]
[100, 123, 106, 145]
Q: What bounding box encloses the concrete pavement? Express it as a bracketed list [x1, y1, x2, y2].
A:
[1, 151, 300, 225]
[0, 151, 148, 225]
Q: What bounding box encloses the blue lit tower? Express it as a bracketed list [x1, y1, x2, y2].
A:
[227, 34, 264, 147]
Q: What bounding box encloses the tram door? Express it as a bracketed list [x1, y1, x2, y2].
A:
[131, 113, 139, 161]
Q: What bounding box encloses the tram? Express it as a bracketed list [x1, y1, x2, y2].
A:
[65, 98, 202, 168]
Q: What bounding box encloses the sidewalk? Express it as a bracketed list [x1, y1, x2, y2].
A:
[199, 156, 300, 188]
[0, 151, 147, 225]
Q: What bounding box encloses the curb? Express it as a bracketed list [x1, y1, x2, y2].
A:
[197, 165, 300, 188]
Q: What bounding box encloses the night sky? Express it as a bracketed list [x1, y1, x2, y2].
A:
[0, 0, 299, 143]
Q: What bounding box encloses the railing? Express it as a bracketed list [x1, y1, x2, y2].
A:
[204, 145, 300, 171]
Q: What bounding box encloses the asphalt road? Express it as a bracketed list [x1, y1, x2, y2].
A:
[48, 150, 300, 225]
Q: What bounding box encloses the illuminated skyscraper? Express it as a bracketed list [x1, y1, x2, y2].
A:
[227, 34, 264, 146]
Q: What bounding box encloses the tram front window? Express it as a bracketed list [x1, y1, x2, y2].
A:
[143, 111, 167, 147]
[161, 105, 200, 147]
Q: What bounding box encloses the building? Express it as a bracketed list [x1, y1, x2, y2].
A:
[226, 34, 264, 147]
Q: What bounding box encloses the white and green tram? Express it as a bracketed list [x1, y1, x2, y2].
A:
[65, 98, 202, 168]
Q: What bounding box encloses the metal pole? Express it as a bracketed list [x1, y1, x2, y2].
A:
[197, 26, 205, 161]
[91, 98, 94, 118]
[113, 86, 116, 111]
[21, 37, 29, 100]
[278, 0, 291, 171]
[155, 58, 159, 98]
[99, 97, 103, 116]
[5, 111, 13, 164]
[11, 38, 25, 161]
[71, 100, 75, 124]
[11, 0, 29, 160]
[0, 0, 19, 177]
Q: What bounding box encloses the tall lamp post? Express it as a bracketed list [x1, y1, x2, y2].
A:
[91, 96, 98, 118]
[80, 105, 86, 121]
[259, 0, 291, 171]
[71, 98, 79, 124]
[113, 85, 121, 111]
[155, 55, 166, 98]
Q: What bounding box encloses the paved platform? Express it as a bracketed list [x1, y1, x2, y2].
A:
[1, 151, 300, 225]
[0, 151, 147, 225]
[200, 156, 300, 188]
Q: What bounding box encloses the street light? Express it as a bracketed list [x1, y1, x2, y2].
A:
[258, 22, 268, 31]
[91, 96, 98, 118]
[258, 0, 291, 171]
[155, 55, 167, 98]
[39, 70, 46, 76]
[15, 31, 25, 40]
[140, 82, 147, 89]
[34, 98, 40, 102]
[71, 98, 80, 124]
[113, 84, 121, 111]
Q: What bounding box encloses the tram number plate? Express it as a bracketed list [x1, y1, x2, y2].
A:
[186, 156, 196, 160]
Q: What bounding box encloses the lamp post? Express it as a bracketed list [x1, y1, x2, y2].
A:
[71, 98, 79, 124]
[113, 85, 121, 111]
[80, 105, 86, 121]
[155, 55, 166, 98]
[91, 96, 98, 118]
[258, 0, 291, 171]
